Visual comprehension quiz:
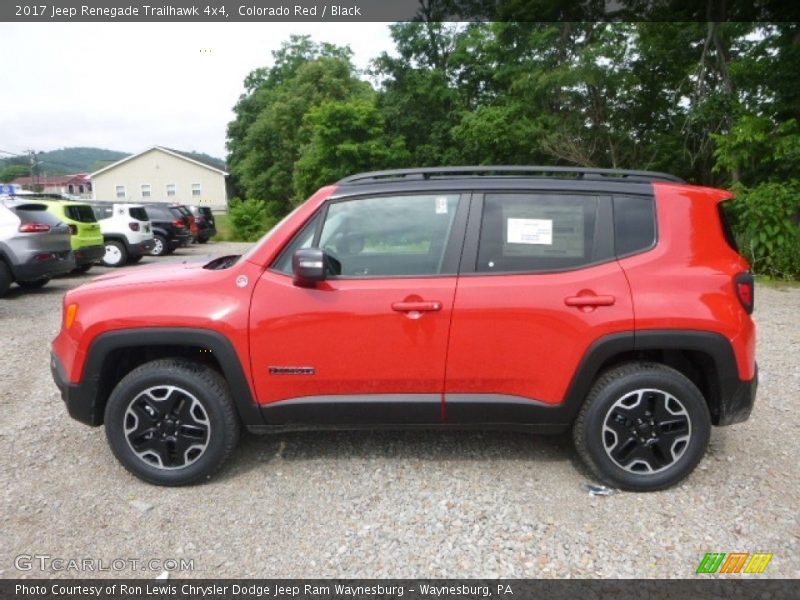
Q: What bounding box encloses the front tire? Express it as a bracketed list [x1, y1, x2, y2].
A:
[573, 362, 711, 492]
[104, 359, 240, 486]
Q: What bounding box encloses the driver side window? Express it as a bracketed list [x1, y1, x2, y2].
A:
[273, 194, 462, 277]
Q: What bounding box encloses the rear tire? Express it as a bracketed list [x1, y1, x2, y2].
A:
[17, 277, 50, 290]
[151, 235, 168, 256]
[104, 359, 240, 486]
[573, 362, 711, 492]
[102, 240, 128, 267]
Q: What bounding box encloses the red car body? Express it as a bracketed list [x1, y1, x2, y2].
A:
[50, 168, 757, 488]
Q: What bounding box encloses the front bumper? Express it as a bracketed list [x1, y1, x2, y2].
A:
[717, 364, 758, 426]
[50, 352, 101, 426]
[74, 244, 105, 266]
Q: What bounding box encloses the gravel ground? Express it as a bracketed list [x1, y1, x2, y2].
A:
[1, 241, 798, 579]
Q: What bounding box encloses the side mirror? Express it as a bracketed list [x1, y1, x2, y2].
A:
[292, 248, 340, 287]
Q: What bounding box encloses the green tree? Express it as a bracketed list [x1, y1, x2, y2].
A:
[0, 164, 30, 183]
[226, 36, 357, 208]
[293, 97, 409, 199]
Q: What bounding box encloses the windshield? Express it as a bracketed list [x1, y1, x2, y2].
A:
[241, 203, 307, 264]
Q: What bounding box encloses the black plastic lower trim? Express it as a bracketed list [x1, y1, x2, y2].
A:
[260, 394, 441, 427]
[445, 393, 569, 428]
[13, 251, 76, 280]
[719, 364, 758, 425]
[53, 328, 264, 428]
[74, 244, 105, 266]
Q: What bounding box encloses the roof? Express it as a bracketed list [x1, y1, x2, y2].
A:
[160, 148, 227, 172]
[90, 146, 228, 178]
[338, 166, 683, 185]
[12, 173, 90, 186]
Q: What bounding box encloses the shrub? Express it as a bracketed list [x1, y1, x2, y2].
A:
[729, 182, 800, 279]
[227, 198, 279, 242]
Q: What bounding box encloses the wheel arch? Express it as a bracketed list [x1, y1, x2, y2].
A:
[102, 233, 130, 250]
[564, 330, 741, 426]
[75, 328, 263, 427]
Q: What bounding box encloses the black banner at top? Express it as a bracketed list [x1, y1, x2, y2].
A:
[2, 0, 799, 23]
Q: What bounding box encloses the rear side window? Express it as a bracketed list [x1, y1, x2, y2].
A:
[65, 205, 97, 223]
[169, 207, 186, 220]
[129, 207, 148, 221]
[613, 195, 656, 256]
[91, 205, 113, 220]
[476, 193, 604, 273]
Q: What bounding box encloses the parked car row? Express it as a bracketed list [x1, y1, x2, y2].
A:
[0, 194, 218, 297]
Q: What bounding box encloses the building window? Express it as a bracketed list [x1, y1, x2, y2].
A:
[141, 184, 151, 198]
[115, 185, 126, 199]
[191, 183, 201, 197]
[166, 184, 176, 197]
[68, 184, 74, 194]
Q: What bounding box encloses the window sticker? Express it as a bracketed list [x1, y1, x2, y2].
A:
[435, 196, 449, 214]
[507, 218, 553, 245]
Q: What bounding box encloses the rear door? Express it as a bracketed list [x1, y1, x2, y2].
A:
[444, 190, 634, 423]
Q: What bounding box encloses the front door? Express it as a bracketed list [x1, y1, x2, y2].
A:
[249, 192, 468, 425]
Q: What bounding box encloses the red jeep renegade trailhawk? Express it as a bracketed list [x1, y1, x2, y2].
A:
[50, 167, 757, 490]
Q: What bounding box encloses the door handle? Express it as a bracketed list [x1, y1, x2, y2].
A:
[391, 301, 442, 312]
[565, 295, 616, 307]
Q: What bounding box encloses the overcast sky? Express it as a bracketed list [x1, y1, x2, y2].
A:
[0, 23, 394, 161]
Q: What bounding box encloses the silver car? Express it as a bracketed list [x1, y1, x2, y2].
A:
[0, 199, 75, 296]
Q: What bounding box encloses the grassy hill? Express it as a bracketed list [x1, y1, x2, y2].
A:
[39, 147, 131, 174]
[1, 147, 226, 177]
[0, 147, 130, 175]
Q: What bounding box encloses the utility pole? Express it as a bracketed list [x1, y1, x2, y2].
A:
[27, 150, 42, 190]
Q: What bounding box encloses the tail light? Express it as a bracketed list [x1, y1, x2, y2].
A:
[735, 273, 754, 314]
[129, 222, 140, 231]
[19, 223, 51, 233]
[173, 219, 185, 228]
[68, 224, 78, 235]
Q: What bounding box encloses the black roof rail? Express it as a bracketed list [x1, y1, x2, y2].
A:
[337, 166, 684, 185]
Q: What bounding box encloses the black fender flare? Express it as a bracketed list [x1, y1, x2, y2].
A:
[74, 328, 263, 427]
[562, 329, 742, 424]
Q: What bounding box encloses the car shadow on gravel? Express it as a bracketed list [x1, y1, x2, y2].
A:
[3, 282, 71, 299]
[230, 429, 576, 474]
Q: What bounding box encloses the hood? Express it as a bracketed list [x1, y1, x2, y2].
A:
[82, 259, 210, 290]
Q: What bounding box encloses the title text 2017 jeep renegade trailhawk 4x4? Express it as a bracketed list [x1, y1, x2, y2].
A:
[50, 167, 757, 490]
